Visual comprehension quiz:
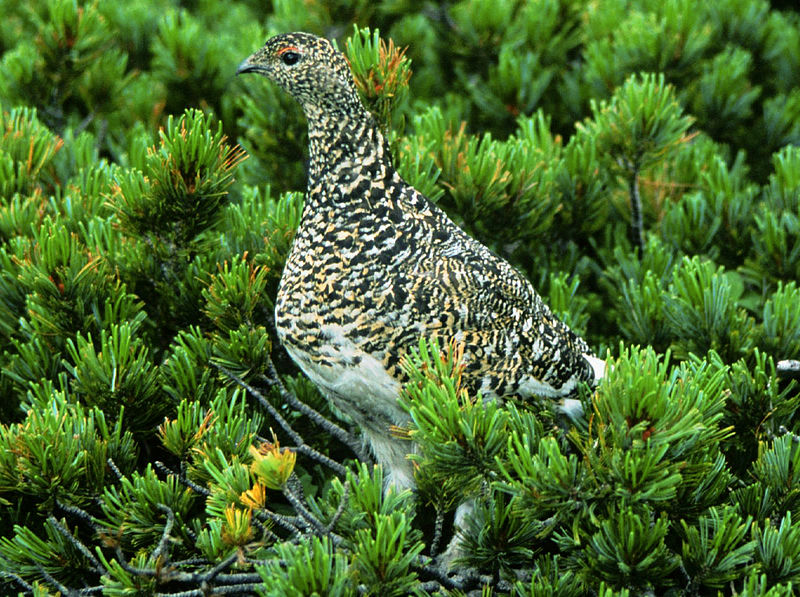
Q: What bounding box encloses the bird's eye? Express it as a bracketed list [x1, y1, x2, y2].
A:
[281, 51, 300, 66]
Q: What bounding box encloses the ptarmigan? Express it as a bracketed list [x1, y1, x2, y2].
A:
[237, 32, 605, 491]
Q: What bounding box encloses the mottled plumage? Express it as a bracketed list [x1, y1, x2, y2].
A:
[238, 32, 604, 489]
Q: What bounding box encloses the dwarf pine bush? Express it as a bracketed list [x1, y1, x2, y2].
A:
[1, 0, 800, 594]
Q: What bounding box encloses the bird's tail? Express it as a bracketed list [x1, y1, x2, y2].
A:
[583, 353, 606, 383]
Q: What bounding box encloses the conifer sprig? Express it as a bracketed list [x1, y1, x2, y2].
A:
[3, 4, 800, 595]
[110, 109, 246, 244]
[579, 73, 693, 252]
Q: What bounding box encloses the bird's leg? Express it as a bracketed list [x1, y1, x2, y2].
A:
[360, 428, 418, 494]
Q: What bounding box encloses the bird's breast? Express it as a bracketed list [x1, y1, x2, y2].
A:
[274, 211, 406, 361]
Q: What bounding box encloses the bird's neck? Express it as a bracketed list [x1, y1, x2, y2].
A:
[304, 103, 394, 205]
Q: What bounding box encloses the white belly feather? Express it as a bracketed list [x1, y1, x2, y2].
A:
[280, 323, 416, 489]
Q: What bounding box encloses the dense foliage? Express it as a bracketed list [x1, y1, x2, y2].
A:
[1, 0, 800, 594]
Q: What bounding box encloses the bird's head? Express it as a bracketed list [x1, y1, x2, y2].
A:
[237, 32, 361, 114]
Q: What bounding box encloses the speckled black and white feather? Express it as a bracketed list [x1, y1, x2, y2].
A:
[238, 32, 604, 490]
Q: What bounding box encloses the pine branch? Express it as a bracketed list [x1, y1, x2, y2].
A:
[35, 564, 71, 595]
[214, 361, 367, 470]
[255, 509, 303, 540]
[198, 551, 239, 584]
[152, 504, 176, 563]
[282, 482, 328, 536]
[279, 474, 346, 545]
[616, 154, 645, 254]
[324, 482, 349, 535]
[107, 547, 263, 595]
[413, 557, 477, 592]
[154, 461, 211, 496]
[115, 546, 157, 577]
[55, 500, 104, 533]
[156, 585, 264, 597]
[154, 569, 264, 596]
[214, 362, 305, 443]
[0, 572, 33, 593]
[286, 471, 308, 504]
[288, 444, 348, 476]
[262, 353, 371, 462]
[210, 571, 268, 585]
[171, 558, 211, 567]
[429, 508, 446, 557]
[47, 515, 106, 576]
[629, 162, 644, 254]
[107, 457, 125, 482]
[252, 517, 282, 544]
[74, 111, 96, 136]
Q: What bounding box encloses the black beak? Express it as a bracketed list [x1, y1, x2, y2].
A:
[236, 58, 262, 75]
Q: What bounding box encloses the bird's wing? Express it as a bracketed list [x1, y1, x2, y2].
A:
[387, 250, 597, 397]
[362, 180, 599, 396]
[389, 194, 558, 331]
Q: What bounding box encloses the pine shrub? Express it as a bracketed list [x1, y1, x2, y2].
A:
[1, 0, 800, 594]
